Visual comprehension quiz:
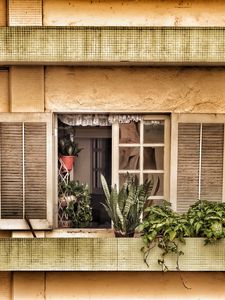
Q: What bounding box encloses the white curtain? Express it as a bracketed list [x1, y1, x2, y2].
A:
[58, 114, 142, 126]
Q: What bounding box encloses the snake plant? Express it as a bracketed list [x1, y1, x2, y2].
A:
[101, 174, 153, 237]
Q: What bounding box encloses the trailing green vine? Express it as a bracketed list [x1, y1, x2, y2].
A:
[139, 200, 225, 274]
[139, 201, 190, 272]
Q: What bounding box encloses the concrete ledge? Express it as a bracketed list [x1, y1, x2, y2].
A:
[0, 238, 224, 271]
[0, 27, 225, 65]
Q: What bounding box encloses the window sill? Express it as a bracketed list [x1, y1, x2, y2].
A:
[0, 237, 224, 271]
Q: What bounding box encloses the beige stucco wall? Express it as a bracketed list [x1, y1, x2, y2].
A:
[10, 67, 44, 112]
[45, 66, 225, 114]
[43, 0, 225, 26]
[12, 271, 225, 300]
[0, 70, 9, 112]
[0, 0, 6, 25]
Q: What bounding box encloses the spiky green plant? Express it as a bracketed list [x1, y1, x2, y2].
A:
[101, 174, 153, 237]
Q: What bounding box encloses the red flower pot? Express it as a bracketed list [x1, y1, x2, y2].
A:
[61, 155, 76, 171]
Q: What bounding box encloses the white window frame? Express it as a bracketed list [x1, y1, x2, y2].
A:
[0, 113, 53, 230]
[112, 115, 170, 201]
[170, 113, 225, 211]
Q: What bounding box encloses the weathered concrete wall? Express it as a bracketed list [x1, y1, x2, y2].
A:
[45, 66, 225, 114]
[43, 0, 225, 26]
[8, 0, 42, 26]
[0, 70, 9, 112]
[0, 0, 6, 26]
[10, 67, 44, 112]
[12, 271, 225, 300]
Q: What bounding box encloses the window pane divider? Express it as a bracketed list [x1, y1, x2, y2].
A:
[143, 170, 164, 173]
[119, 170, 140, 174]
[119, 143, 140, 147]
[140, 121, 144, 184]
[143, 143, 165, 147]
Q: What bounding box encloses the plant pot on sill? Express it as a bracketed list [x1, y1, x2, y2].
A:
[61, 155, 76, 172]
[114, 231, 135, 238]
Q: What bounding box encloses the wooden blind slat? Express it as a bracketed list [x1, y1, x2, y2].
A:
[177, 123, 200, 213]
[201, 124, 224, 201]
[0, 123, 23, 219]
[24, 122, 47, 219]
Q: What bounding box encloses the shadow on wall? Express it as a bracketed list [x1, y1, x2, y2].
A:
[12, 271, 225, 300]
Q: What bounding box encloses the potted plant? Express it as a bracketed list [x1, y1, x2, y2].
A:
[58, 180, 92, 228]
[100, 173, 153, 237]
[58, 134, 83, 171]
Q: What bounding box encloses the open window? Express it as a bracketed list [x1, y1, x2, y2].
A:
[57, 114, 170, 229]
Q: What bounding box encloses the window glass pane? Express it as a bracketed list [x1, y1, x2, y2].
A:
[143, 173, 164, 196]
[119, 147, 140, 170]
[144, 120, 164, 143]
[144, 147, 164, 170]
[119, 173, 140, 188]
[119, 122, 140, 144]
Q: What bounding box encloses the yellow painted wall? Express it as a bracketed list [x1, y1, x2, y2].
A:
[43, 0, 225, 26]
[45, 66, 225, 114]
[0, 0, 6, 25]
[10, 67, 44, 112]
[0, 70, 9, 112]
[11, 271, 225, 300]
[0, 272, 11, 300]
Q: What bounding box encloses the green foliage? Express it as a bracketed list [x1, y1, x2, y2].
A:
[139, 200, 225, 271]
[139, 201, 189, 271]
[59, 180, 92, 228]
[101, 173, 153, 236]
[58, 135, 83, 156]
[187, 200, 225, 244]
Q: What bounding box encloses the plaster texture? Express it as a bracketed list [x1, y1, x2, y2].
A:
[43, 0, 225, 27]
[0, 70, 9, 112]
[0, 0, 6, 26]
[45, 66, 225, 114]
[10, 66, 44, 112]
[12, 271, 225, 300]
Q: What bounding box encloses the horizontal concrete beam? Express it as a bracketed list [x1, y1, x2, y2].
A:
[0, 238, 224, 271]
[0, 27, 225, 65]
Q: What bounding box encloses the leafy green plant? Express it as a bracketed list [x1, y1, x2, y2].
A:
[101, 173, 153, 237]
[139, 200, 225, 273]
[187, 200, 225, 244]
[139, 201, 190, 271]
[59, 180, 92, 228]
[58, 135, 83, 156]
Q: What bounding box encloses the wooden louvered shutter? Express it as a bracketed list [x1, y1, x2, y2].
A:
[0, 113, 53, 230]
[201, 124, 224, 201]
[176, 117, 224, 213]
[177, 123, 200, 213]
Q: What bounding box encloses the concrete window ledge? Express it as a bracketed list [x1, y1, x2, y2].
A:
[0, 237, 224, 271]
[0, 27, 225, 65]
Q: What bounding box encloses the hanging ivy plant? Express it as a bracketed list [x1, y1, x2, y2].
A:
[139, 200, 225, 273]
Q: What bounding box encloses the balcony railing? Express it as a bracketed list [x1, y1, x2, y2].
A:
[0, 237, 224, 271]
[0, 27, 225, 65]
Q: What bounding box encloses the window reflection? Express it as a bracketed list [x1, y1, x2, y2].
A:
[143, 173, 164, 196]
[144, 147, 164, 170]
[119, 147, 140, 170]
[119, 173, 139, 188]
[119, 122, 140, 144]
[144, 121, 164, 143]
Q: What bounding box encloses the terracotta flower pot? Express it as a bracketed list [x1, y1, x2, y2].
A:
[61, 155, 76, 171]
